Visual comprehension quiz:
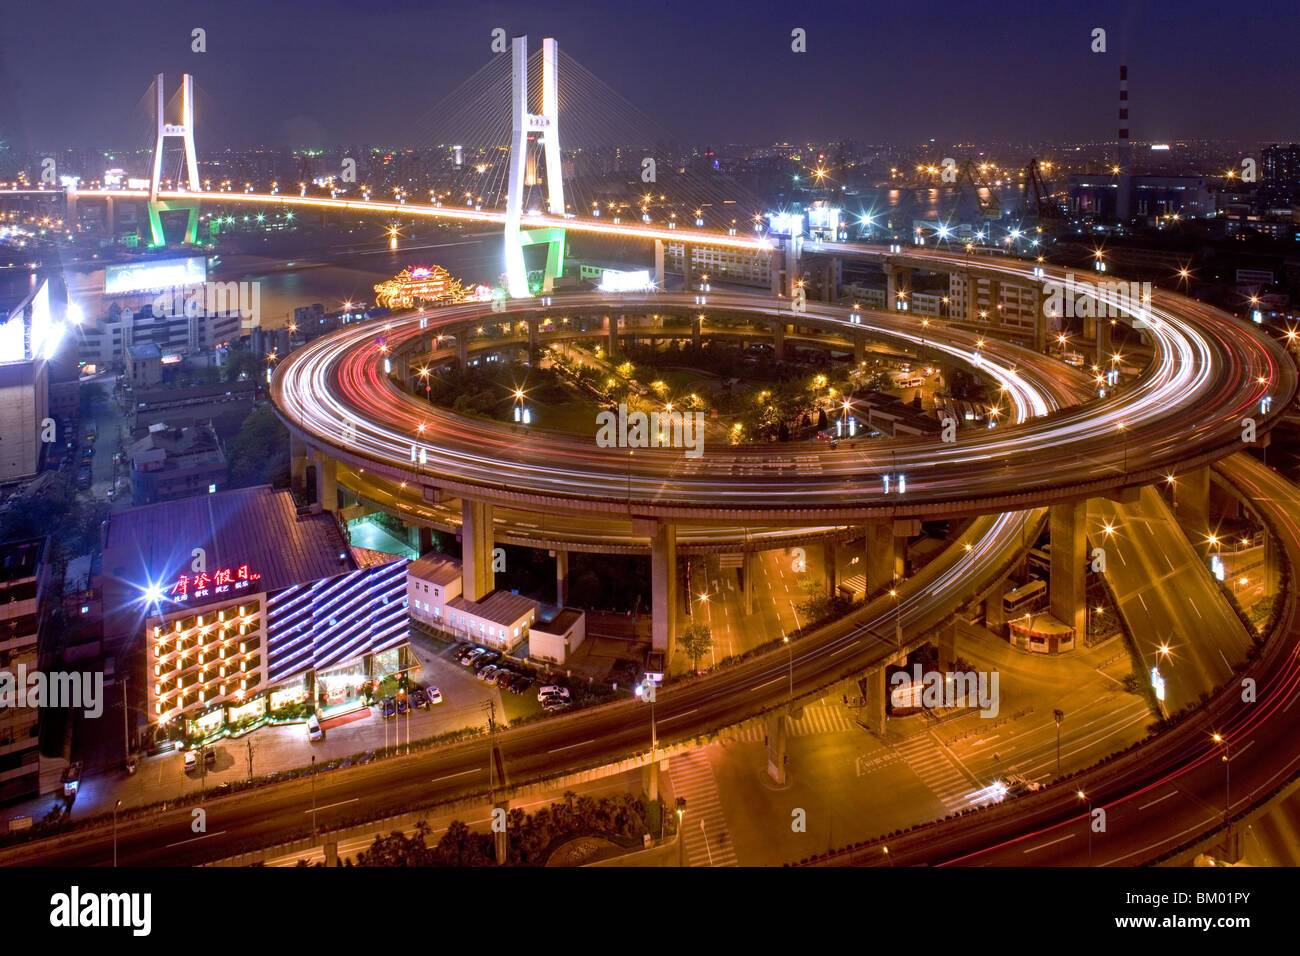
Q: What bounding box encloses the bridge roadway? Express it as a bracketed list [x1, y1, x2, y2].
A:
[272, 284, 1293, 524]
[806, 451, 1300, 867]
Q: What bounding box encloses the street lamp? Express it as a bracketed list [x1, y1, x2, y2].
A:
[675, 797, 686, 867]
[1077, 790, 1093, 863]
[782, 636, 794, 704]
[113, 799, 122, 867]
[311, 754, 318, 837]
[1053, 709, 1064, 778]
[1212, 733, 1232, 855]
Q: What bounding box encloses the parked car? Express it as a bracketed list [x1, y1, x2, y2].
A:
[541, 697, 571, 713]
[463, 648, 490, 667]
[474, 653, 501, 672]
[537, 685, 570, 703]
[477, 665, 500, 682]
[411, 687, 429, 709]
[459, 646, 486, 665]
[509, 675, 532, 694]
[427, 686, 443, 705]
[396, 695, 410, 715]
[306, 714, 323, 741]
[381, 698, 396, 719]
[493, 669, 516, 687]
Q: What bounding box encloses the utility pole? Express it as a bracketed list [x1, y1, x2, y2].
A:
[1053, 709, 1064, 778]
[121, 675, 130, 765]
[246, 738, 255, 781]
[311, 754, 318, 837]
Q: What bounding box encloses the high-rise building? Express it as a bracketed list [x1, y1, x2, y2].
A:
[0, 277, 57, 482]
[0, 537, 52, 802]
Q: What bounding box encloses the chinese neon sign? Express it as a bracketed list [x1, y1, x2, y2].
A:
[168, 565, 262, 602]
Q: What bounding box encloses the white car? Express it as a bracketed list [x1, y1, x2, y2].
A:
[428, 686, 443, 704]
[477, 665, 500, 682]
[537, 685, 570, 703]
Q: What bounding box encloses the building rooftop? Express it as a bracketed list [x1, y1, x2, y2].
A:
[127, 343, 162, 360]
[448, 589, 539, 627]
[0, 537, 47, 585]
[535, 608, 583, 634]
[101, 486, 353, 641]
[409, 552, 463, 587]
[351, 546, 405, 570]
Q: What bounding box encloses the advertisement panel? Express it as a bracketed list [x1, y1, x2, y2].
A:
[104, 257, 207, 295]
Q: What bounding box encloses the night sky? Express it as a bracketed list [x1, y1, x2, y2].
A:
[2, 0, 1297, 150]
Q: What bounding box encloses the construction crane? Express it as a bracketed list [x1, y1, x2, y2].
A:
[1022, 158, 1065, 223]
[954, 161, 1003, 221]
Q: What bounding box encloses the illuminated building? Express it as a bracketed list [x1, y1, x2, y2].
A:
[374, 265, 478, 310]
[0, 537, 52, 802]
[0, 277, 59, 482]
[101, 486, 410, 746]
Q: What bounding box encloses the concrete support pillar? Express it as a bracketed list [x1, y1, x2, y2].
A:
[1097, 317, 1112, 366]
[765, 712, 788, 784]
[1031, 286, 1046, 352]
[493, 798, 509, 865]
[989, 279, 1002, 328]
[643, 757, 660, 802]
[654, 239, 665, 289]
[646, 520, 677, 658]
[691, 314, 702, 350]
[555, 549, 569, 606]
[683, 243, 695, 288]
[771, 320, 785, 359]
[885, 266, 898, 311]
[1174, 466, 1211, 549]
[822, 259, 839, 302]
[965, 274, 980, 324]
[1264, 532, 1279, 598]
[407, 525, 432, 554]
[741, 551, 754, 615]
[862, 666, 887, 736]
[770, 247, 783, 296]
[986, 574, 1007, 633]
[527, 318, 539, 360]
[853, 334, 865, 366]
[461, 499, 495, 602]
[1049, 500, 1087, 638]
[290, 433, 307, 490]
[865, 522, 897, 597]
[823, 540, 837, 597]
[937, 619, 958, 671]
[314, 454, 337, 512]
[456, 332, 468, 365]
[605, 314, 617, 356]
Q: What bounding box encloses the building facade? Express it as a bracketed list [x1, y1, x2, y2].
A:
[0, 537, 51, 802]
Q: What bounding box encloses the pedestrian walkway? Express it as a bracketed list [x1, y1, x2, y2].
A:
[727, 699, 857, 743]
[893, 733, 983, 813]
[665, 749, 737, 867]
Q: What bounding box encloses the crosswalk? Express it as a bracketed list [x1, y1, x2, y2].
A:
[893, 733, 983, 812]
[667, 749, 738, 867]
[727, 700, 857, 743]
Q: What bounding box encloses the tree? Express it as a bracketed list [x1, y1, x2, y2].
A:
[678, 623, 713, 673]
[225, 404, 290, 488]
[223, 349, 264, 383]
[816, 408, 828, 430]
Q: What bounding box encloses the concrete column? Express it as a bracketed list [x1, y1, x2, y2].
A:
[290, 433, 307, 490]
[605, 314, 617, 356]
[853, 334, 865, 366]
[456, 331, 468, 365]
[771, 320, 785, 359]
[765, 712, 788, 784]
[986, 574, 1007, 633]
[741, 551, 754, 615]
[1174, 466, 1210, 549]
[683, 243, 695, 288]
[314, 454, 337, 512]
[862, 666, 887, 736]
[1031, 286, 1046, 352]
[643, 757, 660, 802]
[461, 499, 495, 602]
[770, 247, 783, 296]
[691, 314, 702, 350]
[865, 522, 897, 597]
[965, 274, 980, 324]
[654, 239, 665, 288]
[527, 318, 539, 360]
[648, 520, 677, 658]
[1097, 317, 1111, 367]
[555, 549, 569, 606]
[823, 540, 838, 597]
[989, 279, 1002, 329]
[493, 798, 509, 865]
[1049, 500, 1087, 638]
[407, 525, 432, 554]
[822, 259, 839, 302]
[1264, 532, 1279, 598]
[885, 266, 898, 311]
[936, 619, 958, 671]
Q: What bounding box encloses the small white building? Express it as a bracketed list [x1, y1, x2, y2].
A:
[407, 553, 538, 653]
[529, 608, 587, 666]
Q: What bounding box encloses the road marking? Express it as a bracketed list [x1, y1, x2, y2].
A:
[165, 830, 228, 848]
[548, 739, 594, 753]
[1023, 832, 1077, 854]
[1138, 791, 1177, 810]
[430, 769, 480, 783]
[751, 677, 782, 691]
[308, 798, 359, 813]
[661, 708, 698, 723]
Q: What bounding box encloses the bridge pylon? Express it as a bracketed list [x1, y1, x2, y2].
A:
[147, 73, 201, 247]
[505, 36, 566, 298]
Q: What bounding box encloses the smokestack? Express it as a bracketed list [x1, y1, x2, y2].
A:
[1117, 65, 1131, 222]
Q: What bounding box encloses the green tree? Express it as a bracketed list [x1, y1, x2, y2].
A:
[679, 623, 713, 673]
[223, 350, 264, 383]
[225, 404, 290, 488]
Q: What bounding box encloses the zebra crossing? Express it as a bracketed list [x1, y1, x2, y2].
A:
[893, 733, 983, 812]
[727, 700, 857, 743]
[666, 748, 739, 867]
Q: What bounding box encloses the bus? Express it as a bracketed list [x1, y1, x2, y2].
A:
[1003, 579, 1047, 618]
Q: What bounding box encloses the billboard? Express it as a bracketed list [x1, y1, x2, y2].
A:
[105, 257, 206, 295]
